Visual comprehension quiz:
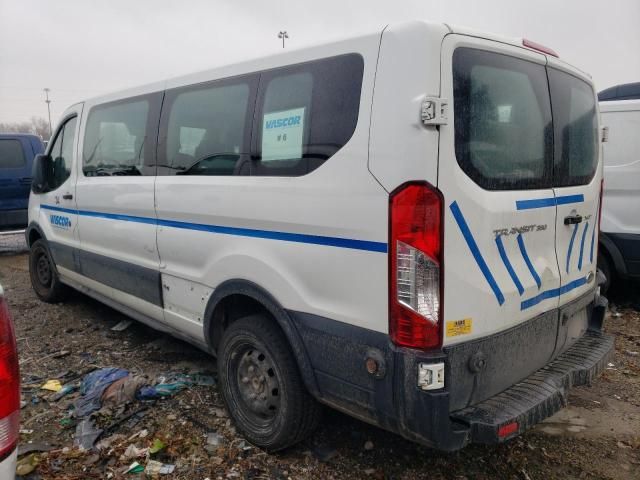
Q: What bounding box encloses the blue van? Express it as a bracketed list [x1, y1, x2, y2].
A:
[0, 134, 45, 229]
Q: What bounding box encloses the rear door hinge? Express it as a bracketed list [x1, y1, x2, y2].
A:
[421, 97, 448, 126]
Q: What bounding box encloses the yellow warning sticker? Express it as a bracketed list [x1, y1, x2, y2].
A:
[446, 318, 472, 337]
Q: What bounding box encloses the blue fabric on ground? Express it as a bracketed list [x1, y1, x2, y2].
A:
[74, 367, 129, 417]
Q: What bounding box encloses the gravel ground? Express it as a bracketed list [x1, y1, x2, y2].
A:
[0, 237, 638, 479]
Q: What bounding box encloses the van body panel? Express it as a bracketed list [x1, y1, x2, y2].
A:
[600, 100, 640, 235]
[368, 21, 449, 191]
[155, 33, 390, 334]
[438, 35, 561, 346]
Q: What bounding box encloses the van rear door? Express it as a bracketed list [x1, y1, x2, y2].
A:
[546, 60, 601, 347]
[439, 36, 561, 349]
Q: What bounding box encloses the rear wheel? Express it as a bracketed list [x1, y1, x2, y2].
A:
[218, 314, 321, 451]
[597, 251, 613, 294]
[29, 239, 68, 303]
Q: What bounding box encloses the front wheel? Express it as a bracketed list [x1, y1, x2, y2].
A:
[218, 314, 321, 451]
[29, 239, 68, 303]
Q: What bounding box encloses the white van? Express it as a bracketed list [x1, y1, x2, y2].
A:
[26, 21, 612, 452]
[597, 91, 640, 291]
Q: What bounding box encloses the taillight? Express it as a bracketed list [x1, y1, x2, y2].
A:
[389, 182, 443, 349]
[522, 39, 559, 57]
[0, 290, 19, 460]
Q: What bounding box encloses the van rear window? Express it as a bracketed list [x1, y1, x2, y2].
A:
[548, 69, 598, 187]
[0, 139, 26, 168]
[453, 48, 553, 190]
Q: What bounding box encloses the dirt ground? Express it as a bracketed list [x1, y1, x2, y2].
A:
[1, 232, 639, 479]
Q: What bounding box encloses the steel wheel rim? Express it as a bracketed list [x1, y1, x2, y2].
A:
[232, 344, 281, 423]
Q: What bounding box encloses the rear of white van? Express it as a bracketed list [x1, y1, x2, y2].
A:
[361, 22, 613, 450]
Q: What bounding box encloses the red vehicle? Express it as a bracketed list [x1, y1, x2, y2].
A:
[0, 284, 19, 475]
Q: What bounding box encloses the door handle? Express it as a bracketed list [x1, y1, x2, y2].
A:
[62, 193, 73, 200]
[564, 214, 583, 225]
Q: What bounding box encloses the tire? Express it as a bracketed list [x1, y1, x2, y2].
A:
[29, 239, 68, 303]
[218, 314, 321, 451]
[597, 252, 613, 295]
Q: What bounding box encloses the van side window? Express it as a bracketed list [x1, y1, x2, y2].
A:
[252, 54, 364, 176]
[47, 116, 77, 190]
[0, 139, 25, 168]
[162, 81, 251, 176]
[548, 69, 598, 187]
[453, 48, 553, 190]
[83, 98, 150, 176]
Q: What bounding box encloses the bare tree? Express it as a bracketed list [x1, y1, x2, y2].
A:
[0, 116, 50, 141]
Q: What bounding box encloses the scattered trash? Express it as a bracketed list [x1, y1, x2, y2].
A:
[74, 418, 104, 450]
[17, 442, 53, 456]
[149, 438, 166, 454]
[41, 379, 63, 392]
[50, 383, 78, 401]
[52, 350, 71, 359]
[607, 362, 615, 367]
[127, 429, 149, 441]
[19, 429, 33, 434]
[125, 461, 145, 474]
[102, 375, 147, 408]
[205, 432, 224, 454]
[364, 440, 374, 451]
[121, 444, 149, 460]
[611, 312, 623, 318]
[15, 453, 39, 476]
[145, 460, 176, 476]
[74, 367, 129, 417]
[625, 350, 639, 357]
[111, 319, 133, 332]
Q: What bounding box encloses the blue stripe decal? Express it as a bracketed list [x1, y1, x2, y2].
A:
[516, 194, 584, 210]
[495, 235, 524, 295]
[517, 234, 541, 289]
[450, 201, 505, 305]
[566, 223, 579, 273]
[520, 277, 587, 310]
[578, 222, 589, 271]
[41, 205, 387, 253]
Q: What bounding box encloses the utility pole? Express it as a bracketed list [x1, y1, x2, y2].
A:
[278, 31, 289, 48]
[43, 88, 52, 139]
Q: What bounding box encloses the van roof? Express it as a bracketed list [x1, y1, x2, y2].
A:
[74, 20, 590, 111]
[598, 82, 640, 102]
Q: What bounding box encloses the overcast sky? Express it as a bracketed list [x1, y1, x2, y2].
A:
[1, 0, 639, 124]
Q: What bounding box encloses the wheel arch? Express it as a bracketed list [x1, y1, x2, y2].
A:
[26, 221, 46, 247]
[599, 232, 627, 277]
[203, 279, 320, 398]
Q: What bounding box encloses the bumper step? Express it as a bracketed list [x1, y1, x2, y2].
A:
[451, 330, 614, 444]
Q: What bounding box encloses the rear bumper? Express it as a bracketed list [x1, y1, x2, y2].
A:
[451, 330, 613, 444]
[0, 208, 27, 228]
[290, 288, 612, 451]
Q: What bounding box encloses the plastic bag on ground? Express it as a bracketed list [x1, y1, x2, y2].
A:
[101, 375, 147, 408]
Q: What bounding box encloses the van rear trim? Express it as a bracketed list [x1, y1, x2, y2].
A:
[515, 194, 584, 210]
[450, 201, 505, 305]
[41, 205, 387, 253]
[520, 277, 587, 310]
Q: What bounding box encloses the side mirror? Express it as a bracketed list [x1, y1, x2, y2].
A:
[31, 154, 53, 194]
